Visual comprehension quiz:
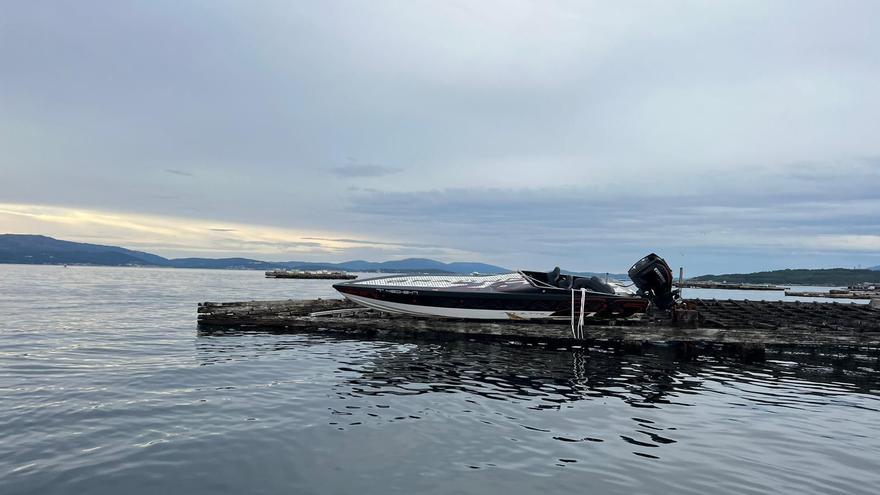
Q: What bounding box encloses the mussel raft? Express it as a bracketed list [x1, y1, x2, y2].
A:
[197, 298, 880, 346]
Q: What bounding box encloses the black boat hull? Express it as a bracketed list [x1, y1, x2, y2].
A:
[334, 282, 648, 320]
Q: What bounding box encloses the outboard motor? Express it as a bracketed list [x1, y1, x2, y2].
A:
[628, 253, 679, 310]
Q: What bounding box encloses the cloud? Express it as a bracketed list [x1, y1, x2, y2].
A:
[341, 158, 880, 272]
[0, 203, 421, 260]
[330, 165, 402, 178]
[2, 2, 879, 272]
[305, 237, 426, 248]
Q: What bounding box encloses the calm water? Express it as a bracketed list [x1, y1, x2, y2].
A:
[1, 265, 879, 495]
[680, 286, 871, 304]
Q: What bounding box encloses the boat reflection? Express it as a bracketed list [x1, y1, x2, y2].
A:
[195, 327, 880, 407]
[331, 340, 703, 409]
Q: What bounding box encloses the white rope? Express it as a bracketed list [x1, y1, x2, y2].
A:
[522, 272, 559, 289]
[571, 288, 587, 339]
[578, 288, 586, 339]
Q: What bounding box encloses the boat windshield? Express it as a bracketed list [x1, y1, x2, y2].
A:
[520, 269, 617, 294]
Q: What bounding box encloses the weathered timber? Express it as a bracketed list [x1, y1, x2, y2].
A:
[785, 289, 879, 300]
[197, 298, 880, 346]
[677, 281, 789, 291]
[265, 270, 357, 279]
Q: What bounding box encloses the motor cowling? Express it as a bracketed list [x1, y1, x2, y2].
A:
[628, 253, 679, 310]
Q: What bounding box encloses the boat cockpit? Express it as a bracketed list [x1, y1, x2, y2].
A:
[520, 268, 617, 294]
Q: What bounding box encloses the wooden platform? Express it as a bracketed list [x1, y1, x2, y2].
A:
[264, 270, 357, 280]
[785, 289, 880, 300]
[197, 298, 880, 346]
[677, 281, 789, 291]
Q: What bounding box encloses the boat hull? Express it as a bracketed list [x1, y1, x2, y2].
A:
[340, 293, 559, 319]
[334, 282, 649, 320]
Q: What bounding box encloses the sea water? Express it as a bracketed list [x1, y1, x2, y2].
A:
[1, 265, 878, 494]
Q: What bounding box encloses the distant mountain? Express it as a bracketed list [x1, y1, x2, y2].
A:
[872, 265, 880, 271]
[0, 234, 509, 274]
[330, 258, 507, 274]
[166, 257, 279, 270]
[691, 268, 880, 286]
[252, 258, 510, 274]
[0, 234, 168, 266]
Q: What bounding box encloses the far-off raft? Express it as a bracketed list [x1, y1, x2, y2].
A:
[265, 269, 356, 280]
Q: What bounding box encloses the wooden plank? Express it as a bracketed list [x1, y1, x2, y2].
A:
[197, 298, 880, 346]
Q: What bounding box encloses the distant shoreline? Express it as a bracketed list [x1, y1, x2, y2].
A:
[3, 234, 878, 283]
[1, 262, 876, 288]
[0, 262, 465, 275]
[691, 268, 880, 286]
[0, 234, 509, 275]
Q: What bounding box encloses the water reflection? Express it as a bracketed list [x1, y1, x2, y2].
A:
[332, 340, 703, 409]
[196, 327, 880, 402]
[195, 329, 880, 461]
[196, 331, 880, 424]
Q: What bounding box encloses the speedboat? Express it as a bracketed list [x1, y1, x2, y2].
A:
[333, 253, 677, 320]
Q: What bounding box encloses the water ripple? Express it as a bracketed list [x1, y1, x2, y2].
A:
[1, 265, 880, 495]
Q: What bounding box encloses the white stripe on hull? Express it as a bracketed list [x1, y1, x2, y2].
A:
[342, 293, 573, 320]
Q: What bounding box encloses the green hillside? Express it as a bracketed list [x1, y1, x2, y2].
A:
[691, 268, 880, 286]
[0, 234, 509, 273]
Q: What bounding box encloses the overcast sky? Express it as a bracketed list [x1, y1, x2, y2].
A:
[2, 0, 879, 274]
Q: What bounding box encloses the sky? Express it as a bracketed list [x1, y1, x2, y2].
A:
[2, 0, 879, 275]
